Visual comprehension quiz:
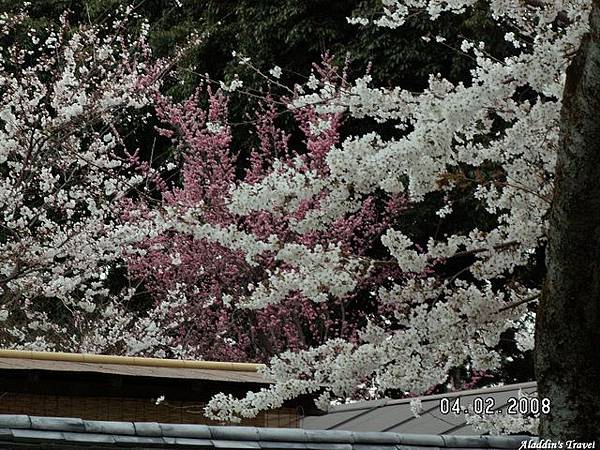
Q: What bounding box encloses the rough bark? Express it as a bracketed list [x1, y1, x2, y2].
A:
[535, 0, 600, 441]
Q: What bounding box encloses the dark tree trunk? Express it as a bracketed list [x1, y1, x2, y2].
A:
[535, 0, 600, 441]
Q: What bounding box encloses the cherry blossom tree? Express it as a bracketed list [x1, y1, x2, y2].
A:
[155, 0, 591, 436]
[0, 6, 197, 354]
[125, 64, 410, 362]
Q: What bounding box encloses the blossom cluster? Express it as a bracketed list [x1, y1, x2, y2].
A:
[198, 0, 590, 432]
[0, 7, 191, 353]
[125, 73, 405, 362]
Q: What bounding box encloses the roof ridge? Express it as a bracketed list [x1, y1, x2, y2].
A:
[0, 414, 535, 449]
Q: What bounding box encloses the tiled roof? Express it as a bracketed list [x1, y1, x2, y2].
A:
[0, 414, 534, 449]
[302, 382, 538, 435]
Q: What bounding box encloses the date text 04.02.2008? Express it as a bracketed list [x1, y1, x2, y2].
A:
[439, 396, 550, 415]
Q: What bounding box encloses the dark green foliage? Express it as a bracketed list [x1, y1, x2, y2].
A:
[3, 0, 511, 90]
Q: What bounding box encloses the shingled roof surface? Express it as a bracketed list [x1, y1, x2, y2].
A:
[302, 382, 538, 435]
[0, 414, 534, 449]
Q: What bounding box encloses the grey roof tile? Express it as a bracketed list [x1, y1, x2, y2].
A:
[442, 435, 493, 448]
[398, 433, 445, 447]
[352, 431, 400, 444]
[172, 437, 214, 447]
[0, 428, 12, 440]
[397, 434, 446, 446]
[212, 439, 261, 448]
[354, 445, 398, 450]
[305, 429, 355, 443]
[483, 436, 535, 449]
[113, 434, 167, 445]
[30, 416, 85, 432]
[160, 423, 212, 438]
[83, 419, 136, 435]
[0, 414, 30, 429]
[162, 436, 176, 445]
[62, 431, 116, 444]
[258, 441, 309, 449]
[210, 425, 260, 441]
[437, 448, 484, 450]
[134, 421, 163, 436]
[257, 427, 308, 442]
[304, 443, 353, 450]
[396, 447, 443, 450]
[11, 428, 64, 442]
